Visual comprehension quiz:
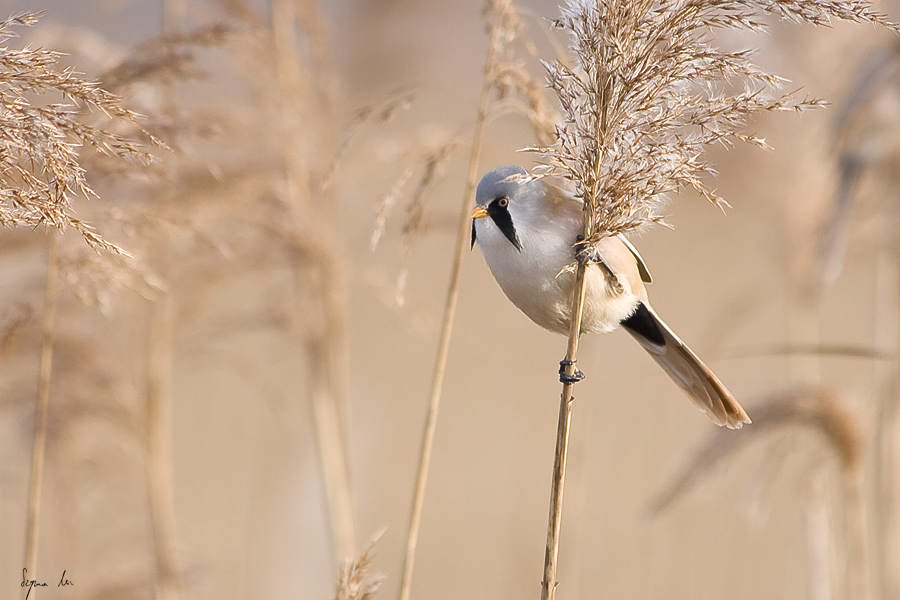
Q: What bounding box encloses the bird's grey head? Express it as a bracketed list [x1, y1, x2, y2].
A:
[471, 165, 536, 251]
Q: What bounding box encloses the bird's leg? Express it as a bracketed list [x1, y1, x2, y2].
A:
[558, 235, 591, 384]
[558, 358, 585, 384]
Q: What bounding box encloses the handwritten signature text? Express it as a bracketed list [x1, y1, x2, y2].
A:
[21, 568, 73, 599]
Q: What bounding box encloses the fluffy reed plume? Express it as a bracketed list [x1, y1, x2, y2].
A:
[651, 387, 867, 599]
[101, 24, 232, 91]
[821, 44, 900, 289]
[60, 246, 166, 312]
[377, 137, 460, 307]
[0, 302, 32, 356]
[0, 12, 159, 253]
[530, 1, 897, 598]
[0, 12, 171, 598]
[533, 0, 897, 244]
[484, 0, 559, 145]
[651, 387, 862, 514]
[334, 533, 385, 600]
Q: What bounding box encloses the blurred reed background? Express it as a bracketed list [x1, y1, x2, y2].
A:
[1, 1, 900, 599]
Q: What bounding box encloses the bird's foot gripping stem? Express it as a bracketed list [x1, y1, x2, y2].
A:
[558, 359, 585, 384]
[573, 235, 592, 265]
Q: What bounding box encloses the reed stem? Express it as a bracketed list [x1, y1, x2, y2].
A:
[397, 5, 505, 599]
[540, 259, 588, 600]
[144, 281, 181, 600]
[22, 232, 59, 596]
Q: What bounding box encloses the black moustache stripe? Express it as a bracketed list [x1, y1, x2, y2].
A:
[489, 201, 521, 251]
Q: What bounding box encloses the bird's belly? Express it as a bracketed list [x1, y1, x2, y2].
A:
[494, 261, 639, 335]
[580, 269, 640, 333]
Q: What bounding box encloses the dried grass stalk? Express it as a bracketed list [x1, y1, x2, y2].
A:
[397, 2, 532, 599]
[542, 263, 587, 600]
[144, 274, 181, 600]
[269, 0, 357, 562]
[22, 233, 59, 590]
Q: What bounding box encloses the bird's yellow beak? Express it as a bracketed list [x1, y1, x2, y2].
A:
[471, 205, 488, 219]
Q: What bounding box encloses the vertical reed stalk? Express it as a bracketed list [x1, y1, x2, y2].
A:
[397, 5, 507, 599]
[889, 251, 900, 600]
[890, 261, 900, 600]
[845, 469, 870, 600]
[140, 4, 185, 598]
[807, 472, 832, 600]
[144, 270, 181, 600]
[789, 302, 832, 600]
[295, 253, 356, 561]
[22, 232, 59, 596]
[272, 0, 356, 562]
[541, 254, 589, 600]
[872, 243, 900, 600]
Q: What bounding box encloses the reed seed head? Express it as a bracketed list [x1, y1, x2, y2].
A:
[532, 0, 898, 245]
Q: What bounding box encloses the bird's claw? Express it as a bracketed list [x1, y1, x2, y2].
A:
[573, 235, 593, 266]
[559, 358, 585, 384]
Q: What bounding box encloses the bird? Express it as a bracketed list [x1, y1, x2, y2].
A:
[470, 165, 750, 429]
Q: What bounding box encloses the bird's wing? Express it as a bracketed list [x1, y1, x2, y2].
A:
[595, 236, 649, 301]
[544, 183, 652, 293]
[616, 234, 652, 283]
[544, 183, 652, 281]
[544, 181, 585, 215]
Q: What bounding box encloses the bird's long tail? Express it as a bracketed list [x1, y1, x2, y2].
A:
[621, 302, 750, 429]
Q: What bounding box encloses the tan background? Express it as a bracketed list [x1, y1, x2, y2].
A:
[1, 1, 898, 599]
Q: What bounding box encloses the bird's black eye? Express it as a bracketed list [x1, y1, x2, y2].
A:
[497, 197, 509, 208]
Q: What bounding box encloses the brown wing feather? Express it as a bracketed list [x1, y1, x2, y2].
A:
[623, 302, 750, 429]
